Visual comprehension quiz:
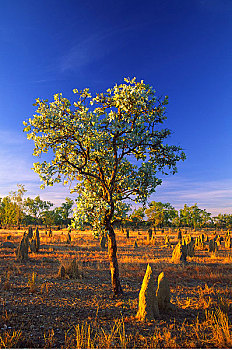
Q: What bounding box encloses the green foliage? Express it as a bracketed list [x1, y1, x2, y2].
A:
[130, 207, 145, 221]
[23, 195, 53, 223]
[0, 186, 73, 227]
[39, 209, 58, 226]
[24, 77, 185, 232]
[179, 204, 212, 228]
[72, 194, 130, 236]
[214, 213, 232, 229]
[0, 184, 27, 227]
[9, 184, 27, 226]
[23, 196, 73, 226]
[60, 197, 74, 225]
[145, 201, 178, 228]
[0, 196, 20, 227]
[129, 207, 145, 228]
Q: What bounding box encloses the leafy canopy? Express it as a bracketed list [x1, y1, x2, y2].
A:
[23, 195, 53, 219]
[24, 78, 185, 231]
[179, 203, 212, 228]
[145, 201, 178, 228]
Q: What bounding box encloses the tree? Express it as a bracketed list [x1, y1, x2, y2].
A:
[200, 208, 213, 228]
[73, 196, 131, 236]
[145, 201, 178, 228]
[130, 207, 145, 229]
[0, 185, 27, 228]
[60, 197, 74, 226]
[40, 209, 57, 227]
[24, 77, 185, 295]
[9, 184, 27, 227]
[0, 196, 19, 227]
[214, 213, 232, 229]
[23, 195, 53, 224]
[179, 204, 212, 229]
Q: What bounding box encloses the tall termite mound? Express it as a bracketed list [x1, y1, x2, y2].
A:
[164, 234, 170, 247]
[156, 272, 174, 312]
[172, 241, 187, 264]
[126, 229, 130, 239]
[28, 226, 33, 239]
[136, 266, 175, 322]
[16, 234, 29, 261]
[29, 227, 40, 253]
[186, 237, 195, 257]
[225, 237, 232, 248]
[136, 264, 159, 321]
[208, 238, 218, 252]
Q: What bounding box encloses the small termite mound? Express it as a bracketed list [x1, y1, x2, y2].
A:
[186, 238, 195, 257]
[66, 232, 72, 244]
[134, 239, 138, 249]
[58, 258, 82, 279]
[126, 229, 130, 239]
[57, 265, 66, 279]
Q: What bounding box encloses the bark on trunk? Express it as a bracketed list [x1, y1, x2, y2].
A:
[107, 224, 123, 296]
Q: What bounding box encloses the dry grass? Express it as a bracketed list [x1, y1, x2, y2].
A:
[27, 271, 38, 293]
[0, 330, 22, 348]
[0, 227, 231, 348]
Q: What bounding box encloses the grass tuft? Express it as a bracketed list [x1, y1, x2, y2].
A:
[0, 330, 22, 348]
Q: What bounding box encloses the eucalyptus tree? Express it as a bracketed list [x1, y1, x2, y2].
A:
[0, 196, 19, 227]
[145, 201, 178, 228]
[9, 184, 27, 227]
[130, 207, 145, 229]
[179, 204, 212, 229]
[0, 184, 27, 228]
[23, 195, 53, 224]
[214, 213, 232, 229]
[60, 197, 74, 226]
[23, 78, 185, 295]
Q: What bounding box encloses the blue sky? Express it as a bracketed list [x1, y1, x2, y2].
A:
[0, 0, 232, 215]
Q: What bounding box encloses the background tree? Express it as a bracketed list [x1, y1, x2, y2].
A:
[112, 201, 131, 231]
[23, 195, 53, 224]
[40, 209, 57, 227]
[145, 201, 178, 229]
[214, 213, 232, 229]
[200, 208, 213, 228]
[0, 196, 19, 227]
[24, 77, 185, 295]
[59, 197, 74, 226]
[179, 204, 212, 229]
[9, 184, 27, 227]
[129, 207, 145, 229]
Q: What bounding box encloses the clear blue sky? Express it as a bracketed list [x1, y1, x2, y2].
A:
[1, 0, 232, 215]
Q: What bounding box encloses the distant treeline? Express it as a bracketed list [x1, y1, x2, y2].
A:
[127, 202, 232, 230]
[0, 185, 231, 230]
[0, 185, 73, 228]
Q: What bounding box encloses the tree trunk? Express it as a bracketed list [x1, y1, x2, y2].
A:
[107, 224, 123, 296]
